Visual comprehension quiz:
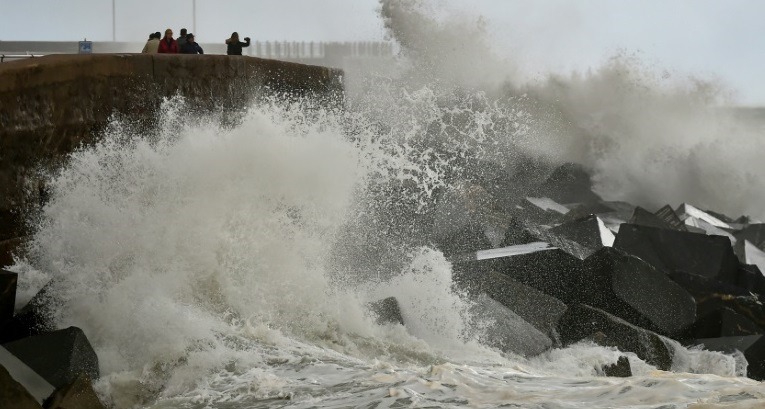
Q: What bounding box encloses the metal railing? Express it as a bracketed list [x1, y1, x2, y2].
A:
[0, 54, 43, 63]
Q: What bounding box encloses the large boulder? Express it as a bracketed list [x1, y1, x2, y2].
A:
[614, 224, 739, 284]
[0, 363, 43, 409]
[549, 214, 615, 250]
[0, 280, 57, 344]
[653, 205, 688, 232]
[2, 327, 99, 390]
[470, 294, 552, 357]
[628, 206, 677, 231]
[43, 375, 105, 409]
[557, 304, 674, 371]
[0, 346, 54, 405]
[581, 247, 696, 338]
[514, 197, 569, 225]
[689, 307, 763, 339]
[453, 268, 566, 338]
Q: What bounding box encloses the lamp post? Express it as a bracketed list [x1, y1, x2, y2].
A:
[193, 0, 197, 34]
[112, 0, 116, 41]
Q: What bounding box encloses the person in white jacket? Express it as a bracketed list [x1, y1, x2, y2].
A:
[141, 32, 161, 54]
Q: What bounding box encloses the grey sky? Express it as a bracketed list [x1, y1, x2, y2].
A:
[1, 0, 763, 105]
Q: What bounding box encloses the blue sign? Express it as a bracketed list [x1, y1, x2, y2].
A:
[78, 41, 93, 54]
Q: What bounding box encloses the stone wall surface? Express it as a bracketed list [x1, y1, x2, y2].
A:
[0, 54, 343, 241]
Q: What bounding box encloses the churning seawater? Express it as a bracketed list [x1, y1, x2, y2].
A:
[9, 1, 765, 407]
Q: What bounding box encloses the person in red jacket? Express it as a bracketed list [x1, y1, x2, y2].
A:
[158, 28, 179, 53]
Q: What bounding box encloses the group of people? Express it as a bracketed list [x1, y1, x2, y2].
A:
[141, 28, 251, 56]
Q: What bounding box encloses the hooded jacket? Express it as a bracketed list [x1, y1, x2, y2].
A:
[158, 37, 179, 53]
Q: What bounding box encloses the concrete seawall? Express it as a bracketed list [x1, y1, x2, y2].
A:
[0, 54, 344, 242]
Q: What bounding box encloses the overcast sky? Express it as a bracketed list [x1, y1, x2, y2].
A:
[1, 0, 763, 105]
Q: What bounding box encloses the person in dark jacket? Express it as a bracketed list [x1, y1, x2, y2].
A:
[225, 32, 250, 55]
[158, 28, 179, 53]
[180, 33, 204, 54]
[177, 28, 188, 48]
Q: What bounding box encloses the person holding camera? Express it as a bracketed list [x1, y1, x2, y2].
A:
[225, 32, 251, 55]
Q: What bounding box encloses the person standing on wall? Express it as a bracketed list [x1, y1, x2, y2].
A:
[177, 28, 188, 48]
[225, 32, 250, 55]
[141, 32, 160, 53]
[158, 29, 179, 53]
[180, 33, 204, 54]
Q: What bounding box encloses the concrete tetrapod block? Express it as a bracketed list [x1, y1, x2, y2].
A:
[0, 269, 17, 322]
[628, 206, 677, 231]
[453, 268, 567, 339]
[549, 214, 615, 250]
[693, 335, 765, 380]
[614, 224, 739, 284]
[0, 346, 54, 406]
[581, 247, 696, 338]
[689, 307, 763, 339]
[2, 327, 99, 390]
[557, 304, 674, 371]
[0, 362, 43, 409]
[43, 374, 105, 409]
[653, 205, 688, 232]
[0, 280, 57, 344]
[470, 294, 552, 357]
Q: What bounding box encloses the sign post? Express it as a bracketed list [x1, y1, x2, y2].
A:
[78, 39, 93, 54]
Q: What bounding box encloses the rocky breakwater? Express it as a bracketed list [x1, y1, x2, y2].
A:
[0, 53, 342, 407]
[374, 162, 765, 379]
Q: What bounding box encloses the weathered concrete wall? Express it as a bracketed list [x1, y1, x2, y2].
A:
[0, 54, 343, 241]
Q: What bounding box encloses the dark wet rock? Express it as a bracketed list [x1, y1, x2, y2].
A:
[614, 224, 739, 284]
[43, 374, 105, 409]
[629, 206, 676, 231]
[689, 307, 763, 339]
[0, 345, 55, 405]
[696, 294, 765, 330]
[654, 205, 688, 232]
[453, 268, 566, 338]
[514, 197, 569, 225]
[557, 304, 673, 371]
[733, 264, 765, 297]
[561, 202, 618, 223]
[503, 219, 594, 260]
[667, 271, 751, 300]
[693, 335, 765, 380]
[470, 294, 552, 357]
[0, 269, 17, 322]
[2, 327, 99, 389]
[601, 356, 632, 377]
[434, 223, 494, 258]
[0, 280, 57, 344]
[581, 247, 696, 338]
[549, 214, 615, 250]
[530, 163, 602, 205]
[496, 247, 586, 304]
[0, 362, 43, 409]
[367, 297, 404, 326]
